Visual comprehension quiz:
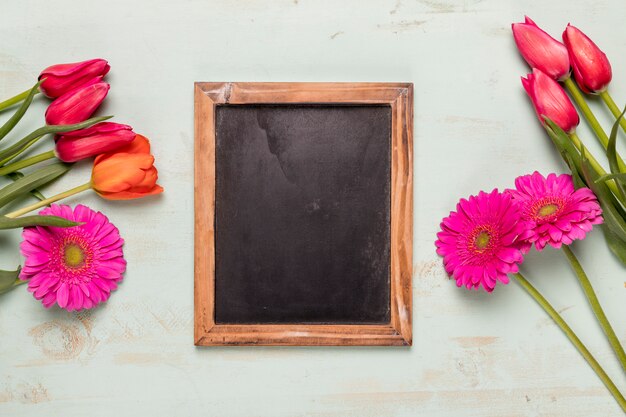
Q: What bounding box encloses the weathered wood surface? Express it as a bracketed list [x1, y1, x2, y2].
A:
[1, 0, 626, 415]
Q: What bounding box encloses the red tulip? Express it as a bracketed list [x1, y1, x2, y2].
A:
[39, 59, 110, 98]
[512, 17, 570, 81]
[55, 122, 135, 162]
[45, 79, 109, 125]
[522, 68, 579, 133]
[562, 24, 612, 94]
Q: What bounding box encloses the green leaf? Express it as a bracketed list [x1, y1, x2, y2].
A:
[7, 172, 47, 201]
[595, 172, 626, 183]
[0, 214, 79, 230]
[543, 118, 586, 186]
[0, 266, 22, 295]
[601, 224, 626, 266]
[580, 148, 626, 242]
[0, 163, 71, 209]
[605, 106, 626, 200]
[0, 82, 41, 142]
[0, 115, 112, 163]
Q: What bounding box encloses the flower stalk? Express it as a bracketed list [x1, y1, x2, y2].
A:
[563, 77, 626, 172]
[0, 150, 56, 177]
[5, 182, 92, 218]
[0, 87, 39, 113]
[561, 245, 626, 373]
[600, 91, 626, 134]
[513, 272, 626, 413]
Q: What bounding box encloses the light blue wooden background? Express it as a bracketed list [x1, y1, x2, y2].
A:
[1, 1, 625, 416]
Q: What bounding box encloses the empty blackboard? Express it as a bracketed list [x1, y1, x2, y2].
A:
[214, 104, 391, 324]
[194, 82, 413, 346]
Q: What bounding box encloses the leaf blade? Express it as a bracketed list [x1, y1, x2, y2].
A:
[0, 163, 71, 209]
[0, 266, 22, 295]
[0, 214, 79, 230]
[0, 82, 41, 142]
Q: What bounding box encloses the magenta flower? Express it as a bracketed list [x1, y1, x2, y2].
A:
[507, 172, 603, 250]
[435, 190, 530, 292]
[563, 24, 612, 94]
[522, 68, 580, 133]
[19, 204, 126, 311]
[512, 16, 570, 81]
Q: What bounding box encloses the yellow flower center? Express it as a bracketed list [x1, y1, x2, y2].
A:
[474, 231, 491, 250]
[64, 244, 85, 268]
[537, 203, 559, 218]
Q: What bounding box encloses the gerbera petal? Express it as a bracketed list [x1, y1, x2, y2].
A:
[18, 204, 126, 311]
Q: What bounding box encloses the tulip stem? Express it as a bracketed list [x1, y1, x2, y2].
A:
[569, 132, 620, 196]
[564, 77, 626, 172]
[600, 91, 626, 134]
[4, 182, 92, 218]
[561, 245, 626, 375]
[0, 150, 56, 177]
[513, 272, 626, 413]
[0, 88, 39, 113]
[0, 136, 44, 167]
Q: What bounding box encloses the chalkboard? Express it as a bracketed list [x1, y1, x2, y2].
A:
[194, 82, 412, 346]
[214, 104, 391, 324]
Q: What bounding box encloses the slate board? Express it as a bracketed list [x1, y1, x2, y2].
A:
[214, 104, 391, 324]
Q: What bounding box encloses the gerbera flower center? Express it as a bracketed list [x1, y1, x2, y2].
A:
[537, 203, 559, 217]
[474, 231, 491, 250]
[530, 196, 565, 221]
[469, 225, 498, 255]
[63, 244, 85, 268]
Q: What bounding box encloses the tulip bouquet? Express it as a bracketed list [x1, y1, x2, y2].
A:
[0, 59, 162, 311]
[435, 18, 626, 413]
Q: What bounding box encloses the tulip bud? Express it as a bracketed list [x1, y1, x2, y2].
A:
[522, 68, 580, 133]
[91, 134, 163, 200]
[562, 24, 612, 94]
[512, 17, 570, 81]
[39, 59, 110, 98]
[55, 122, 135, 162]
[45, 79, 110, 126]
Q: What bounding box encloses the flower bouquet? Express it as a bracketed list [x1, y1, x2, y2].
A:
[0, 59, 162, 310]
[436, 18, 626, 413]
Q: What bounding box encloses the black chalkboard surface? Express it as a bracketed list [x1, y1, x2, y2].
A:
[214, 104, 392, 324]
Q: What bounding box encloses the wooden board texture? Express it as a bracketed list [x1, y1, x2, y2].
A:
[2, 0, 626, 416]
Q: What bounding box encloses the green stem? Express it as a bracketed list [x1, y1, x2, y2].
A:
[570, 132, 619, 196]
[513, 272, 626, 413]
[600, 91, 626, 134]
[0, 88, 39, 113]
[561, 245, 626, 374]
[4, 182, 92, 218]
[0, 136, 43, 166]
[0, 150, 56, 176]
[564, 77, 626, 173]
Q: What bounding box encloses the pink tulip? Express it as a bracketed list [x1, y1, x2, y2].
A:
[45, 79, 110, 125]
[512, 17, 570, 81]
[55, 122, 135, 162]
[522, 68, 579, 133]
[39, 59, 110, 98]
[562, 24, 612, 94]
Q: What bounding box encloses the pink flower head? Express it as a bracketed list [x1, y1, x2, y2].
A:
[563, 24, 612, 94]
[435, 189, 530, 292]
[507, 172, 603, 250]
[512, 16, 570, 81]
[19, 204, 126, 311]
[39, 59, 110, 98]
[522, 68, 580, 133]
[45, 78, 110, 125]
[55, 122, 135, 162]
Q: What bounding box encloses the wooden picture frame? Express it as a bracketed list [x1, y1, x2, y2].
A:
[194, 82, 413, 346]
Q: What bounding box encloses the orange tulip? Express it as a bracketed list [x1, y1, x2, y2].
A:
[91, 134, 163, 200]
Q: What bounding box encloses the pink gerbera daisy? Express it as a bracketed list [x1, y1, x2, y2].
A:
[507, 172, 603, 250]
[435, 189, 530, 292]
[19, 204, 126, 311]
